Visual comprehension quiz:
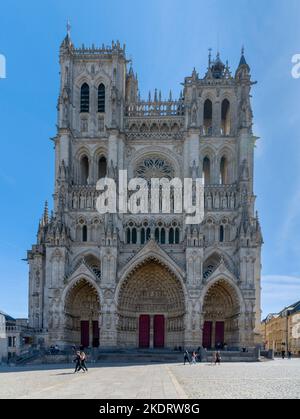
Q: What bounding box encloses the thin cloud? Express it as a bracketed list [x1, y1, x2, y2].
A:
[262, 275, 300, 317]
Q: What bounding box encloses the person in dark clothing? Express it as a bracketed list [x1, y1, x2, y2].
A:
[281, 350, 285, 359]
[184, 350, 191, 365]
[74, 351, 82, 373]
[215, 351, 221, 365]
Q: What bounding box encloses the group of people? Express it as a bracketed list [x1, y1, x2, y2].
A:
[49, 345, 60, 355]
[184, 350, 200, 365]
[73, 349, 88, 373]
[184, 349, 222, 365]
[281, 350, 292, 360]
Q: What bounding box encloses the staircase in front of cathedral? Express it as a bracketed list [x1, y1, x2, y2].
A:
[15, 348, 261, 366]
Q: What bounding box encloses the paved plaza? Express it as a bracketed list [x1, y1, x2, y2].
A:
[0, 359, 300, 399]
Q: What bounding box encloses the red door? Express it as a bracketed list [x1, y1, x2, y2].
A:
[139, 315, 150, 348]
[92, 320, 100, 348]
[154, 315, 165, 348]
[215, 321, 225, 347]
[203, 321, 212, 349]
[81, 321, 89, 348]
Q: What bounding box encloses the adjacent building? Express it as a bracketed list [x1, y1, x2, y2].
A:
[261, 301, 300, 355]
[0, 311, 7, 362]
[0, 311, 33, 362]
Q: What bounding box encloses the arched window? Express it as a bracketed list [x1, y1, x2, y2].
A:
[221, 99, 230, 135]
[98, 84, 105, 113]
[126, 228, 131, 244]
[169, 228, 174, 244]
[204, 99, 212, 135]
[203, 157, 211, 185]
[161, 228, 166, 244]
[82, 225, 88, 242]
[80, 156, 89, 185]
[220, 225, 224, 242]
[141, 228, 145, 245]
[80, 83, 90, 113]
[220, 156, 228, 185]
[132, 228, 137, 244]
[155, 228, 160, 243]
[98, 156, 107, 180]
[175, 228, 180, 244]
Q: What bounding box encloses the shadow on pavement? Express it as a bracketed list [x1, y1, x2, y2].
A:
[0, 360, 186, 374]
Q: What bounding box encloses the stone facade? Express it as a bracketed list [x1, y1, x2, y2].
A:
[27, 32, 263, 350]
[261, 302, 300, 355]
[0, 312, 7, 362]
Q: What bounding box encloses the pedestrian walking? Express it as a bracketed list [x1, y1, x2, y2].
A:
[74, 351, 82, 373]
[288, 351, 292, 360]
[215, 350, 221, 365]
[212, 351, 217, 365]
[191, 351, 197, 365]
[80, 350, 88, 372]
[184, 350, 191, 365]
[281, 350, 285, 359]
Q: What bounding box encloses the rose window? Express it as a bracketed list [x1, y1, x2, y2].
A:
[135, 157, 174, 180]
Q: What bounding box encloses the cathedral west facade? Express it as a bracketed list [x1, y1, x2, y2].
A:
[27, 30, 263, 351]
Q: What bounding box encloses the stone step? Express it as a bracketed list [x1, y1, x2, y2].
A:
[24, 349, 260, 365]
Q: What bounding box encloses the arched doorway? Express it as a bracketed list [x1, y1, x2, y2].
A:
[117, 261, 185, 349]
[64, 279, 100, 348]
[202, 279, 240, 349]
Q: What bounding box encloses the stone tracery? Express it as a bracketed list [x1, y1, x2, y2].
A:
[135, 157, 174, 180]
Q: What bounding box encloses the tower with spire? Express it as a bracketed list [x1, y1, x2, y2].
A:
[27, 29, 262, 351]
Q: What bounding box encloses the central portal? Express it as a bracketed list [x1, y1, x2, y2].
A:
[117, 261, 185, 349]
[138, 314, 165, 348]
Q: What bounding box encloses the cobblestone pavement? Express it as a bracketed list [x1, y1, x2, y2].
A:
[1, 359, 300, 399]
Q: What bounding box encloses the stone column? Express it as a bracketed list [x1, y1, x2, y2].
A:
[184, 296, 202, 349]
[150, 316, 154, 349]
[213, 100, 221, 136]
[100, 301, 118, 349]
[100, 246, 118, 348]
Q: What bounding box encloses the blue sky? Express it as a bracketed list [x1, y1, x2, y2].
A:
[0, 0, 300, 319]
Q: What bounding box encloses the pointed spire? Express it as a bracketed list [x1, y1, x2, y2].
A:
[66, 19, 71, 38]
[239, 45, 248, 67]
[154, 88, 158, 102]
[192, 67, 198, 81]
[129, 63, 134, 76]
[43, 201, 49, 225]
[169, 90, 172, 101]
[208, 48, 212, 67]
[60, 20, 73, 51]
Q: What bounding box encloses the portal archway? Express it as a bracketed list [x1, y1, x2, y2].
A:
[64, 279, 100, 348]
[202, 279, 240, 349]
[117, 261, 185, 349]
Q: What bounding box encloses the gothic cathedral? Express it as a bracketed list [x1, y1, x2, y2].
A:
[27, 31, 263, 351]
